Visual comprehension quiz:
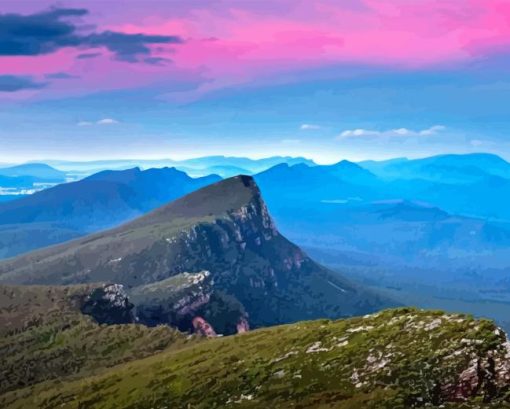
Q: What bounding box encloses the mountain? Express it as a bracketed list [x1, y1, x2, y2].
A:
[0, 163, 66, 181]
[43, 156, 316, 178]
[360, 153, 510, 183]
[3, 307, 510, 408]
[0, 164, 68, 202]
[0, 175, 393, 333]
[256, 160, 379, 205]
[177, 155, 316, 174]
[275, 199, 510, 271]
[254, 158, 510, 265]
[253, 157, 510, 327]
[0, 167, 220, 258]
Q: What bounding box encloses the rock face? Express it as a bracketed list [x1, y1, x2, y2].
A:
[192, 316, 217, 337]
[0, 176, 394, 334]
[80, 284, 135, 325]
[130, 271, 248, 335]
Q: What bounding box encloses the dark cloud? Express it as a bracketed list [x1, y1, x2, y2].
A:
[86, 31, 177, 62]
[0, 75, 47, 92]
[143, 56, 173, 66]
[0, 7, 183, 62]
[44, 72, 79, 79]
[76, 52, 101, 59]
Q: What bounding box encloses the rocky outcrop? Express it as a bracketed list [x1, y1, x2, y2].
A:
[130, 271, 247, 335]
[448, 330, 510, 402]
[236, 317, 250, 334]
[80, 284, 135, 325]
[192, 316, 217, 338]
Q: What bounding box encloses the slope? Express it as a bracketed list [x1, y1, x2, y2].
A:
[3, 308, 510, 409]
[0, 167, 220, 258]
[0, 283, 190, 397]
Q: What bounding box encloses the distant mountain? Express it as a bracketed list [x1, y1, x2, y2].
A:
[43, 156, 316, 178]
[272, 199, 510, 271]
[0, 176, 393, 333]
[0, 164, 67, 202]
[0, 167, 220, 258]
[177, 155, 316, 174]
[256, 160, 379, 205]
[254, 157, 510, 275]
[360, 153, 510, 183]
[0, 163, 66, 181]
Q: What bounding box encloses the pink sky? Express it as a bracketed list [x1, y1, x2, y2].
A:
[2, 0, 510, 99]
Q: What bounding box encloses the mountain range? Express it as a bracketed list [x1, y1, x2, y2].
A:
[360, 153, 510, 183]
[37, 155, 316, 178]
[0, 175, 391, 333]
[2, 153, 510, 325]
[3, 158, 510, 408]
[254, 155, 510, 271]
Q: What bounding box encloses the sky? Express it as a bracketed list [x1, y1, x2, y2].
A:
[1, 0, 510, 164]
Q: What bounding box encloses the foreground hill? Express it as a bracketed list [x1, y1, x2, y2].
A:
[0, 284, 190, 397]
[0, 167, 220, 258]
[0, 176, 390, 333]
[3, 308, 510, 408]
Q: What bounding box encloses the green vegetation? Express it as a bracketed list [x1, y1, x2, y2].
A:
[0, 285, 195, 400]
[3, 307, 510, 408]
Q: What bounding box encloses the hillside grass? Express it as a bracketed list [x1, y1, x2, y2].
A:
[3, 307, 510, 409]
[0, 285, 195, 399]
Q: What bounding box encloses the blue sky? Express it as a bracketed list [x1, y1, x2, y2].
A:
[1, 1, 510, 163]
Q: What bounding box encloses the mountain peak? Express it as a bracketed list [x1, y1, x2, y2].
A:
[131, 175, 261, 226]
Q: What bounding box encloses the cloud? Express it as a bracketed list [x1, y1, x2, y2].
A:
[0, 7, 183, 63]
[96, 118, 119, 125]
[77, 118, 119, 126]
[44, 72, 78, 79]
[337, 125, 446, 139]
[0, 75, 46, 92]
[76, 52, 102, 59]
[300, 124, 322, 130]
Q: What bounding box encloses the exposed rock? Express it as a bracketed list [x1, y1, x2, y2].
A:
[80, 284, 135, 325]
[192, 316, 217, 337]
[236, 317, 250, 334]
[130, 271, 247, 335]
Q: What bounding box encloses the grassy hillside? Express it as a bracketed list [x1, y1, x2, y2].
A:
[0, 284, 194, 398]
[3, 308, 510, 408]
